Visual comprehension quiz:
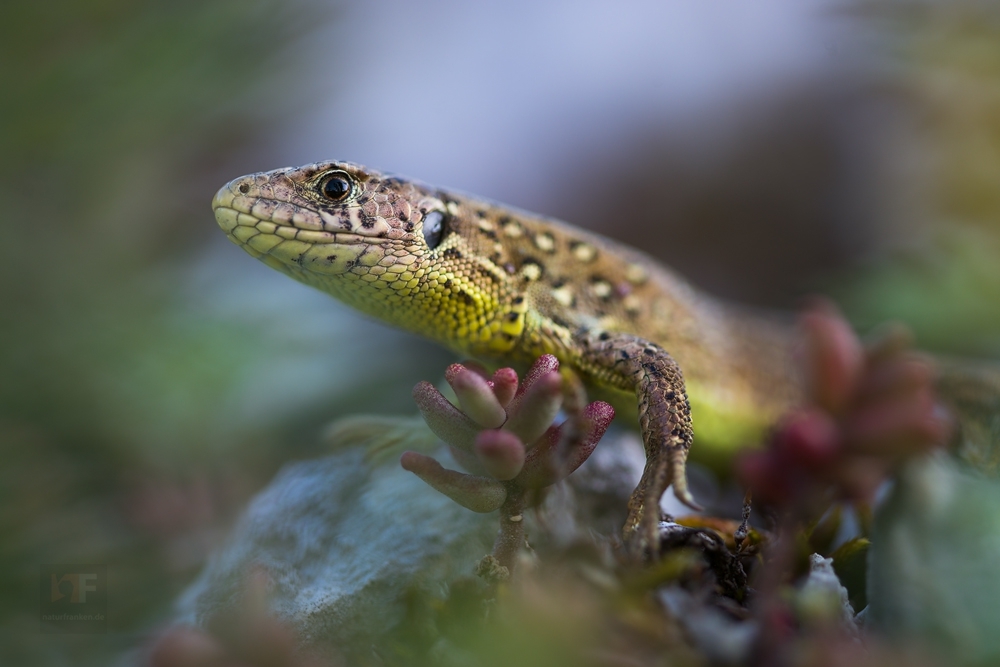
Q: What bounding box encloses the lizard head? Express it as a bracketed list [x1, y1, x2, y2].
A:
[213, 160, 439, 267]
[212, 161, 528, 354]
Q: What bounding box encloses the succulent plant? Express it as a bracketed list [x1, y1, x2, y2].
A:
[738, 300, 951, 513]
[400, 355, 615, 575]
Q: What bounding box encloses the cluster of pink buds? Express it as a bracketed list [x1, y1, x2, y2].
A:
[401, 355, 615, 571]
[739, 301, 951, 511]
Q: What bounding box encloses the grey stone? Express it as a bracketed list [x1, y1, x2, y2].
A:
[160, 420, 673, 662]
[171, 441, 497, 657]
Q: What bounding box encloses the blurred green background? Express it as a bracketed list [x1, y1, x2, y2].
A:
[1, 1, 999, 664]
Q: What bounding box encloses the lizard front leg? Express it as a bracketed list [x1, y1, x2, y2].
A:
[576, 331, 698, 556]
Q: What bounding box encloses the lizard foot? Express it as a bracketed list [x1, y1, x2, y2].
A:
[622, 447, 703, 559]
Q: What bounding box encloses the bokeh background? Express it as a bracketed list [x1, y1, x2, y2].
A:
[2, 1, 1000, 664]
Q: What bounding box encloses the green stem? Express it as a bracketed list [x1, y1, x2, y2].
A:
[492, 486, 527, 571]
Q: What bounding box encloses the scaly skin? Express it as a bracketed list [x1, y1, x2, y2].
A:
[212, 161, 804, 553]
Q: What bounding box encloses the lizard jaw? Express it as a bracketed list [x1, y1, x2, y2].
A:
[212, 178, 403, 277]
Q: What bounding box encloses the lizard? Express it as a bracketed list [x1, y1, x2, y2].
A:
[211, 160, 996, 553]
[210, 160, 806, 553]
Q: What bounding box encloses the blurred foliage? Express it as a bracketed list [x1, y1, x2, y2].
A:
[0, 2, 333, 664]
[870, 454, 1000, 665]
[837, 0, 1000, 357]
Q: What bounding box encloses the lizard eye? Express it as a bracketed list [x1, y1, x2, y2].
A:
[422, 211, 446, 249]
[320, 172, 353, 201]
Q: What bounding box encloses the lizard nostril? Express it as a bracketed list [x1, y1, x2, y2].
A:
[238, 182, 250, 194]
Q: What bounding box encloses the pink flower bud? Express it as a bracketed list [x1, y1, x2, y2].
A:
[515, 355, 560, 399]
[400, 451, 507, 513]
[446, 364, 507, 429]
[490, 367, 519, 409]
[516, 401, 615, 488]
[773, 409, 840, 471]
[475, 429, 526, 480]
[412, 381, 481, 452]
[800, 301, 864, 415]
[503, 371, 563, 447]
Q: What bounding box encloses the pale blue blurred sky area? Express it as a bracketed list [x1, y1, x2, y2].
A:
[273, 0, 861, 208]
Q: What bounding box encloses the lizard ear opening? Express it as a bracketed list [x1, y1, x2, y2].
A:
[422, 210, 447, 249]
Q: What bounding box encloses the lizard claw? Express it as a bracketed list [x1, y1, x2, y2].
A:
[623, 450, 703, 559]
[623, 491, 703, 560]
[673, 485, 704, 513]
[671, 460, 704, 512]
